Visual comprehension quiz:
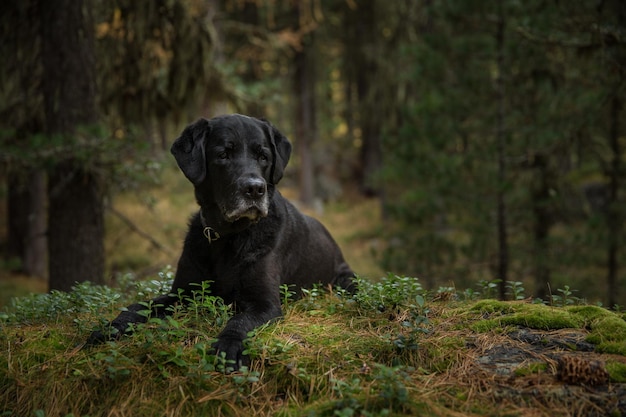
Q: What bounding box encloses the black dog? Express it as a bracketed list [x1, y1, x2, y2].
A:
[88, 114, 355, 369]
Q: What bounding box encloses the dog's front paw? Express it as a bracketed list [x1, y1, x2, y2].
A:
[85, 329, 107, 346]
[84, 307, 150, 347]
[212, 337, 249, 371]
[85, 322, 126, 346]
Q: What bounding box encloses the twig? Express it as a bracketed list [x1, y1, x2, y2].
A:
[106, 204, 175, 258]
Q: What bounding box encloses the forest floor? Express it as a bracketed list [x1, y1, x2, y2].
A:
[1, 276, 626, 417]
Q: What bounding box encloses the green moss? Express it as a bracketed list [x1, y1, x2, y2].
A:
[606, 361, 626, 383]
[470, 302, 582, 332]
[499, 307, 581, 330]
[566, 305, 615, 322]
[581, 312, 626, 354]
[471, 319, 502, 333]
[586, 316, 626, 342]
[470, 300, 514, 314]
[467, 301, 626, 355]
[596, 342, 626, 355]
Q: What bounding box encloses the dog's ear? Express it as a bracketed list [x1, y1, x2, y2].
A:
[171, 118, 211, 185]
[260, 120, 292, 184]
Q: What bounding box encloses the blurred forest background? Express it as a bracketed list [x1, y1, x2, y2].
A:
[0, 0, 624, 307]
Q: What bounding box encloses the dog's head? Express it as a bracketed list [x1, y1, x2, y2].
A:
[171, 114, 292, 228]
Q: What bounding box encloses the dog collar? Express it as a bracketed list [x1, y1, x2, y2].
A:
[200, 210, 255, 243]
[203, 226, 221, 243]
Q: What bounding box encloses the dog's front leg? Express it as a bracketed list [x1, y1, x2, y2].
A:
[86, 293, 179, 345]
[212, 296, 282, 371]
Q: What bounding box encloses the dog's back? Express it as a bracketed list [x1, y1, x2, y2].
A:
[272, 191, 355, 293]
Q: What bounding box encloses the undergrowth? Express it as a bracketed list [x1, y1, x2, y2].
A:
[1, 273, 625, 417]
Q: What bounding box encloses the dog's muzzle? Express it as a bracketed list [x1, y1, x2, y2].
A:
[222, 177, 269, 223]
[223, 205, 268, 223]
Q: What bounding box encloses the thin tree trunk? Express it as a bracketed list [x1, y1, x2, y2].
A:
[605, 1, 625, 309]
[532, 155, 552, 300]
[24, 172, 47, 279]
[203, 0, 229, 118]
[293, 32, 316, 205]
[358, 72, 382, 197]
[7, 171, 47, 279]
[606, 96, 622, 308]
[7, 175, 30, 269]
[355, 4, 381, 197]
[495, 3, 509, 300]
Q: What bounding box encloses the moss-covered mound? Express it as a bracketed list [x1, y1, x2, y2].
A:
[1, 275, 625, 416]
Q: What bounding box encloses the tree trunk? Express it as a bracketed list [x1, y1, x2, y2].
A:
[40, 0, 104, 291]
[605, 0, 625, 309]
[531, 155, 553, 300]
[357, 71, 382, 197]
[7, 172, 47, 279]
[3, 0, 46, 280]
[7, 176, 30, 269]
[495, 3, 509, 300]
[24, 172, 47, 279]
[48, 164, 104, 291]
[293, 33, 317, 205]
[203, 0, 229, 118]
[355, 4, 381, 197]
[606, 95, 622, 308]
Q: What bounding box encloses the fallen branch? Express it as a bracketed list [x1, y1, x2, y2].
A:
[105, 204, 175, 258]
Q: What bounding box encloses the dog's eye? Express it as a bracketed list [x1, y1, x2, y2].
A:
[258, 154, 268, 162]
[217, 151, 228, 160]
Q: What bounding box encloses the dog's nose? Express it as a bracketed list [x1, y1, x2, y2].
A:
[243, 178, 266, 199]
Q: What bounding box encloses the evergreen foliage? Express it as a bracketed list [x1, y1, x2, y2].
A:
[373, 1, 625, 304]
[0, 0, 624, 304]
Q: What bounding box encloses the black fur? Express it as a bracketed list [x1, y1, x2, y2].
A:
[87, 114, 354, 370]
